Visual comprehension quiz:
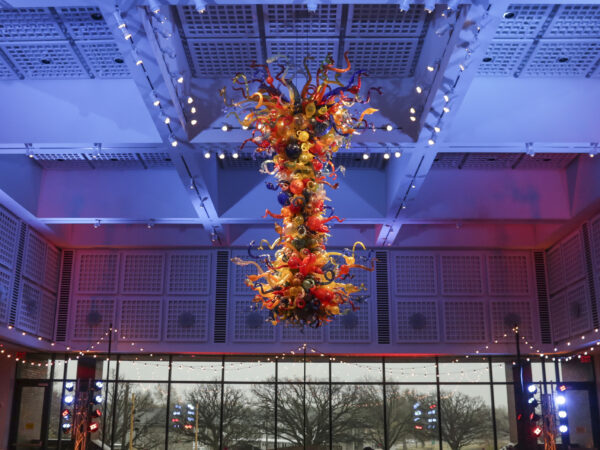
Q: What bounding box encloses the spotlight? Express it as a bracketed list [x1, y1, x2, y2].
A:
[150, 91, 160, 107]
[94, 381, 103, 390]
[559, 425, 568, 433]
[194, 0, 207, 13]
[424, 0, 435, 13]
[443, 94, 450, 102]
[398, 0, 412, 11]
[306, 0, 318, 13]
[65, 382, 75, 391]
[416, 86, 423, 94]
[232, 151, 239, 159]
[428, 138, 435, 146]
[218, 152, 225, 160]
[434, 126, 441, 133]
[159, 112, 170, 124]
[190, 119, 198, 126]
[426, 65, 435, 72]
[88, 422, 99, 432]
[362, 152, 370, 160]
[61, 409, 71, 419]
[148, 0, 161, 14]
[64, 395, 75, 405]
[93, 394, 103, 404]
[175, 74, 184, 84]
[533, 426, 542, 436]
[527, 385, 537, 394]
[555, 395, 566, 406]
[187, 96, 194, 104]
[242, 125, 248, 130]
[221, 124, 230, 132]
[189, 178, 195, 190]
[410, 116, 417, 122]
[447, 0, 460, 10]
[558, 385, 567, 392]
[383, 153, 390, 160]
[121, 27, 132, 40]
[394, 151, 401, 158]
[113, 11, 126, 29]
[62, 423, 72, 432]
[558, 410, 567, 419]
[525, 142, 535, 157]
[385, 124, 393, 131]
[204, 151, 211, 159]
[93, 219, 101, 229]
[443, 106, 450, 113]
[147, 219, 155, 229]
[92, 409, 102, 418]
[168, 135, 178, 147]
[191, 106, 197, 114]
[409, 107, 416, 114]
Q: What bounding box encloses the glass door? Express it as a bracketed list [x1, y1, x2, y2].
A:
[9, 381, 50, 449]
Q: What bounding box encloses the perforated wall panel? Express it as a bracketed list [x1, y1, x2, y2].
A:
[347, 4, 426, 37]
[393, 254, 437, 296]
[487, 254, 530, 296]
[231, 250, 271, 296]
[591, 216, 600, 272]
[549, 293, 569, 341]
[478, 40, 531, 76]
[233, 300, 275, 342]
[0, 266, 12, 323]
[167, 252, 211, 295]
[546, 246, 564, 295]
[328, 303, 370, 342]
[567, 282, 593, 336]
[0, 42, 87, 79]
[16, 281, 40, 334]
[490, 301, 534, 343]
[0, 207, 19, 270]
[75, 252, 119, 294]
[77, 41, 131, 78]
[495, 5, 552, 39]
[121, 253, 164, 294]
[263, 4, 341, 36]
[281, 324, 323, 343]
[544, 5, 600, 38]
[265, 39, 338, 76]
[31, 153, 90, 170]
[178, 4, 258, 37]
[165, 299, 208, 341]
[44, 245, 60, 293]
[562, 232, 586, 284]
[444, 301, 486, 342]
[522, 40, 600, 77]
[187, 39, 261, 77]
[38, 290, 56, 339]
[440, 254, 484, 296]
[344, 38, 419, 77]
[71, 297, 114, 340]
[23, 230, 46, 284]
[119, 299, 161, 341]
[0, 8, 64, 41]
[396, 301, 439, 342]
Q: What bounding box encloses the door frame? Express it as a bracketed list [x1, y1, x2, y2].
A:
[8, 380, 52, 449]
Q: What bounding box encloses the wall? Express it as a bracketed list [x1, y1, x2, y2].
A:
[0, 357, 16, 449]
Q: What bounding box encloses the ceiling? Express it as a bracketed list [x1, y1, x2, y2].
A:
[0, 0, 599, 250]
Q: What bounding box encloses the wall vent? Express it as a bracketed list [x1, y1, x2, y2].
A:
[582, 223, 599, 329]
[375, 251, 390, 344]
[8, 222, 26, 325]
[213, 250, 229, 343]
[533, 251, 552, 344]
[55, 249, 73, 341]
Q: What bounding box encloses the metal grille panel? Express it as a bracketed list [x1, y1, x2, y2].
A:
[516, 153, 577, 169]
[396, 300, 439, 342]
[265, 39, 337, 77]
[263, 4, 341, 36]
[462, 153, 521, 169]
[121, 253, 164, 294]
[0, 207, 19, 270]
[0, 8, 64, 41]
[544, 5, 600, 38]
[167, 252, 210, 295]
[57, 7, 113, 40]
[394, 254, 436, 296]
[77, 41, 130, 78]
[188, 39, 261, 77]
[562, 232, 585, 285]
[347, 4, 426, 37]
[490, 301, 534, 342]
[495, 5, 552, 39]
[487, 254, 530, 296]
[567, 282, 592, 336]
[477, 40, 531, 76]
[76, 252, 119, 294]
[16, 281, 40, 334]
[119, 299, 161, 341]
[233, 300, 275, 342]
[0, 266, 12, 323]
[23, 230, 46, 284]
[178, 5, 258, 37]
[328, 303, 370, 342]
[165, 299, 208, 341]
[0, 57, 18, 79]
[32, 153, 90, 169]
[549, 293, 569, 341]
[72, 297, 114, 340]
[522, 40, 600, 77]
[546, 246, 564, 295]
[1, 42, 87, 79]
[444, 301, 486, 342]
[44, 245, 60, 293]
[440, 254, 483, 296]
[432, 153, 464, 169]
[344, 38, 419, 77]
[140, 152, 174, 168]
[38, 291, 56, 339]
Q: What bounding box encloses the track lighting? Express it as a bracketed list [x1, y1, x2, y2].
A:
[190, 106, 197, 114]
[190, 119, 198, 126]
[409, 107, 416, 114]
[148, 0, 161, 14]
[218, 152, 225, 159]
[221, 124, 230, 132]
[362, 152, 370, 160]
[398, 0, 412, 12]
[176, 74, 184, 84]
[113, 11, 126, 29]
[383, 153, 390, 160]
[204, 151, 211, 159]
[428, 138, 435, 146]
[150, 91, 160, 106]
[424, 0, 435, 13]
[385, 124, 393, 131]
[159, 112, 170, 124]
[195, 0, 207, 13]
[168, 134, 178, 147]
[415, 86, 423, 94]
[187, 96, 194, 104]
[394, 151, 402, 158]
[306, 0, 318, 13]
[410, 116, 417, 122]
[232, 151, 239, 159]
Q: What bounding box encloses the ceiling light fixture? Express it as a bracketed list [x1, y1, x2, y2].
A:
[190, 106, 197, 114]
[187, 96, 194, 104]
[428, 138, 435, 146]
[410, 116, 417, 122]
[385, 124, 393, 131]
[194, 0, 207, 13]
[168, 134, 178, 147]
[221, 124, 230, 132]
[394, 151, 402, 158]
[218, 152, 225, 160]
[447, 0, 460, 10]
[415, 86, 423, 94]
[150, 91, 160, 107]
[525, 142, 535, 157]
[204, 151, 211, 159]
[190, 119, 198, 126]
[362, 152, 370, 160]
[398, 0, 412, 12]
[147, 219, 155, 229]
[409, 107, 416, 114]
[424, 0, 435, 13]
[383, 153, 390, 160]
[148, 0, 161, 14]
[232, 151, 239, 159]
[159, 112, 170, 124]
[306, 0, 318, 13]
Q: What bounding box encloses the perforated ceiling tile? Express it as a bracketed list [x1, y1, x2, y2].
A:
[0, 207, 19, 270]
[549, 293, 569, 341]
[1, 42, 88, 79]
[179, 4, 258, 37]
[231, 250, 273, 296]
[345, 38, 419, 77]
[567, 282, 592, 336]
[167, 253, 210, 295]
[188, 39, 261, 77]
[17, 281, 41, 334]
[431, 153, 464, 169]
[394, 254, 437, 296]
[522, 40, 600, 77]
[462, 153, 521, 169]
[44, 245, 60, 293]
[544, 5, 600, 38]
[281, 324, 323, 343]
[490, 301, 533, 342]
[233, 300, 275, 342]
[265, 39, 337, 77]
[444, 301, 486, 342]
[165, 299, 208, 341]
[140, 152, 175, 168]
[328, 303, 370, 342]
[440, 254, 483, 296]
[495, 5, 552, 39]
[0, 8, 64, 41]
[57, 7, 113, 40]
[0, 56, 18, 80]
[516, 153, 577, 169]
[0, 266, 12, 323]
[396, 301, 439, 342]
[77, 41, 131, 78]
[23, 230, 47, 284]
[477, 40, 531, 76]
[32, 153, 90, 169]
[562, 232, 585, 284]
[487, 254, 530, 296]
[38, 291, 57, 339]
[72, 297, 115, 340]
[264, 4, 341, 36]
[88, 152, 142, 168]
[119, 299, 162, 341]
[347, 4, 427, 37]
[122, 253, 164, 294]
[546, 246, 564, 295]
[76, 253, 119, 294]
